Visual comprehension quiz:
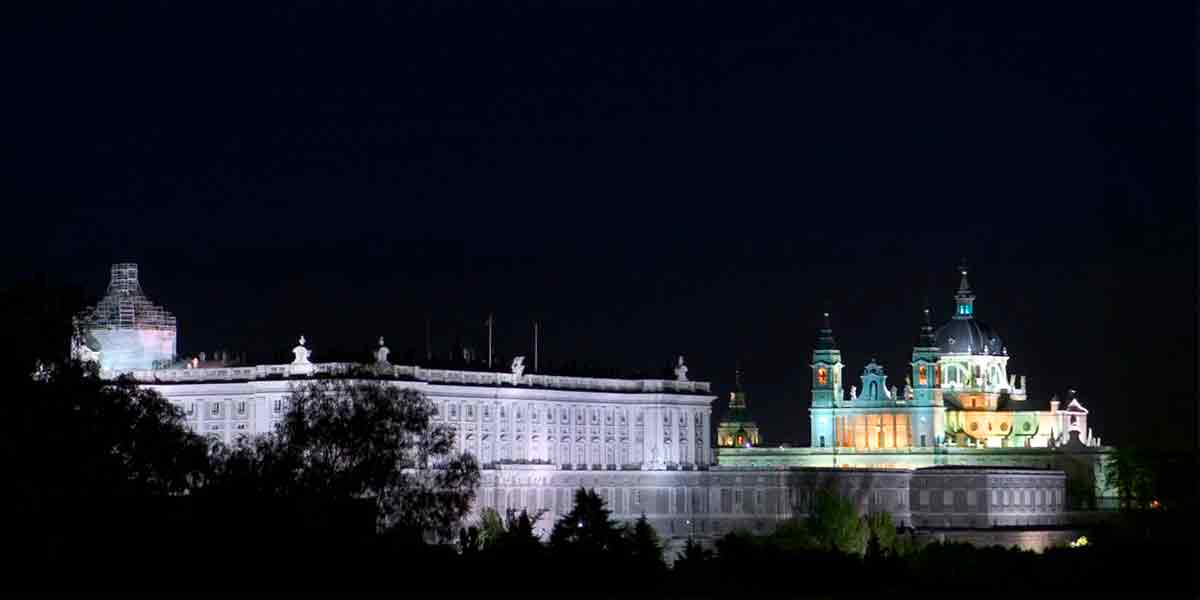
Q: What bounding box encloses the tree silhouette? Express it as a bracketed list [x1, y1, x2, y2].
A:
[674, 536, 714, 570]
[2, 360, 211, 575]
[806, 489, 866, 555]
[625, 513, 666, 573]
[864, 511, 897, 556]
[208, 379, 480, 540]
[550, 487, 625, 553]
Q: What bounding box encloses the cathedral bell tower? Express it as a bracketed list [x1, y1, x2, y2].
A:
[809, 312, 843, 449]
[911, 308, 945, 447]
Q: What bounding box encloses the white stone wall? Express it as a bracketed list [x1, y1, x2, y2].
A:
[144, 365, 714, 472]
[473, 467, 915, 545]
[909, 468, 1065, 528]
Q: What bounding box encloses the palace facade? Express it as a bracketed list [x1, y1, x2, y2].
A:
[81, 264, 1112, 551]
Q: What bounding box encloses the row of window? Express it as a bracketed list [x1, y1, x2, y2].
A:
[471, 439, 705, 466]
[483, 485, 896, 517]
[436, 402, 704, 430]
[182, 397, 287, 419]
[916, 488, 1059, 509]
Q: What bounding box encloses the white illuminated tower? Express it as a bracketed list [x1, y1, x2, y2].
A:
[809, 312, 842, 449]
[910, 308, 945, 447]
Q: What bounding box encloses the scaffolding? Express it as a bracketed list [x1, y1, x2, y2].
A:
[80, 263, 177, 332]
[76, 263, 178, 372]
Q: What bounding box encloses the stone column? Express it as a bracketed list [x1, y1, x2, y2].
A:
[701, 410, 712, 467]
[646, 405, 664, 470]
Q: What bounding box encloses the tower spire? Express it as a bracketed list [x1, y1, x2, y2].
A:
[918, 307, 937, 347]
[816, 311, 838, 350]
[954, 261, 976, 319]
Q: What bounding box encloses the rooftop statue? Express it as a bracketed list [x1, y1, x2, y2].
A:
[511, 355, 526, 379]
[674, 356, 689, 381]
[292, 336, 311, 365]
[375, 336, 390, 367]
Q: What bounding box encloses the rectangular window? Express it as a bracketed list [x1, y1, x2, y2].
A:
[186, 403, 195, 416]
[943, 490, 953, 507]
[237, 401, 246, 415]
[210, 402, 220, 416]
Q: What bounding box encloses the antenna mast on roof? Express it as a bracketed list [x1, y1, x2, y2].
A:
[486, 313, 494, 369]
[425, 313, 432, 362]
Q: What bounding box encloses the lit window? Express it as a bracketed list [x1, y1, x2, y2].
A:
[817, 367, 828, 385]
[918, 365, 927, 385]
[935, 366, 941, 386]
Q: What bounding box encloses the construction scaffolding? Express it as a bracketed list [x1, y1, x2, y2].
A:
[81, 263, 177, 331]
[77, 263, 177, 371]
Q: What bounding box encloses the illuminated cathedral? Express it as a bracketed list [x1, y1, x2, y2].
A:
[808, 267, 1098, 455]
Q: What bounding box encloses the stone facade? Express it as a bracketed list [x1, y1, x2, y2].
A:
[87, 261, 1104, 553]
[134, 363, 1075, 552]
[137, 365, 715, 472]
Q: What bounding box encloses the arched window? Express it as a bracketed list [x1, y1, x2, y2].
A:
[935, 365, 942, 386]
[947, 365, 960, 385]
[817, 367, 828, 385]
[868, 381, 878, 400]
[918, 365, 928, 385]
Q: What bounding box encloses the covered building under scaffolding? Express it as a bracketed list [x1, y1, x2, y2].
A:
[75, 263, 177, 373]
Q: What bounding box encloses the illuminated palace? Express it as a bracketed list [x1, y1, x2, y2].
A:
[78, 263, 1113, 551]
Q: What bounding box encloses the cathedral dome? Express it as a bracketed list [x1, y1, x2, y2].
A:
[934, 264, 1005, 356]
[934, 318, 1004, 356]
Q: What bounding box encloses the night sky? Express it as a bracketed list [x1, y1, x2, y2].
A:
[6, 3, 1195, 447]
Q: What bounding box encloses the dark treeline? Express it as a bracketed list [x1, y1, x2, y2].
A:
[1, 280, 1196, 595]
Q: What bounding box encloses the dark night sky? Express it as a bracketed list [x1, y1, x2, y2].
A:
[5, 3, 1195, 447]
